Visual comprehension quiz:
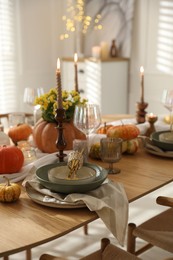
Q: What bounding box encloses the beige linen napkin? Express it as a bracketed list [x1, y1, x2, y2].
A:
[23, 173, 128, 246]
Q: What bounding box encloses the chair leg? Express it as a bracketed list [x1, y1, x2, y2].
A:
[84, 224, 88, 235]
[3, 256, 9, 260]
[127, 223, 136, 254]
[26, 248, 32, 260]
[101, 238, 110, 252]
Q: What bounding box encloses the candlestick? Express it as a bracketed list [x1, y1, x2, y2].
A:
[74, 53, 79, 92]
[56, 58, 63, 108]
[145, 113, 158, 137]
[136, 101, 148, 124]
[140, 66, 144, 103]
[55, 58, 67, 162]
[147, 113, 158, 121]
[55, 107, 67, 162]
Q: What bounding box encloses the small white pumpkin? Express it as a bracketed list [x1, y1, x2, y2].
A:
[0, 131, 10, 145]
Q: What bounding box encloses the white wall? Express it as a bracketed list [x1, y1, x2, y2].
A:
[16, 0, 173, 116]
[17, 0, 63, 112]
[129, 0, 173, 115]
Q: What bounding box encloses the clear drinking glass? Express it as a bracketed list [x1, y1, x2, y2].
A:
[73, 104, 101, 139]
[23, 87, 44, 125]
[8, 112, 25, 128]
[100, 137, 122, 174]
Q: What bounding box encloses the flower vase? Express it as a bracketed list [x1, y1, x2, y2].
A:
[32, 118, 86, 153]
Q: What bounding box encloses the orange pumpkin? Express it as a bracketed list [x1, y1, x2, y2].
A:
[97, 122, 113, 134]
[8, 124, 32, 144]
[107, 124, 140, 140]
[32, 119, 86, 153]
[0, 145, 24, 174]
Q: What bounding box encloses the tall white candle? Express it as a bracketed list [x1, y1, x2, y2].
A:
[74, 53, 79, 92]
[140, 66, 144, 103]
[56, 58, 63, 109]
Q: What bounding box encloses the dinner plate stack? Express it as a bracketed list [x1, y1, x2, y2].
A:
[144, 131, 173, 158]
[35, 162, 108, 194]
[151, 131, 173, 151]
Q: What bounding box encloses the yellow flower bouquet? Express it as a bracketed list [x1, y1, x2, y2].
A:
[35, 88, 87, 123]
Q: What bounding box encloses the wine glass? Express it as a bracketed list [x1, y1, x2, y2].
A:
[73, 104, 101, 140]
[161, 89, 173, 140]
[100, 137, 122, 174]
[23, 87, 44, 125]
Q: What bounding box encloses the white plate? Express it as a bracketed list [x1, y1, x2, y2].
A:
[25, 182, 86, 209]
[48, 165, 96, 185]
[145, 147, 173, 158]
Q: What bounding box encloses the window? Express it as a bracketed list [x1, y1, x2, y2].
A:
[0, 0, 17, 113]
[157, 0, 173, 73]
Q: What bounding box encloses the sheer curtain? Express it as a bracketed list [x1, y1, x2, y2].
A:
[0, 0, 17, 113]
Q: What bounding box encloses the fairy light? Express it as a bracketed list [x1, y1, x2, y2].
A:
[60, 0, 102, 41]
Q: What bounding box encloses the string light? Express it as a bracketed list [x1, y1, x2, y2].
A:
[60, 0, 102, 40]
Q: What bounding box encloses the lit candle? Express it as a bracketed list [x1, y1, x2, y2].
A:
[74, 53, 79, 92]
[22, 147, 37, 165]
[148, 113, 155, 118]
[145, 113, 158, 137]
[140, 66, 144, 103]
[56, 58, 63, 108]
[148, 113, 157, 120]
[147, 113, 158, 123]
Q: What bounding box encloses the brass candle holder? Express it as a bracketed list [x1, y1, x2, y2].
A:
[136, 102, 148, 124]
[55, 108, 67, 162]
[145, 113, 158, 137]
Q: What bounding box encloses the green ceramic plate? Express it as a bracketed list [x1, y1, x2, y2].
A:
[36, 162, 108, 194]
[151, 131, 173, 151]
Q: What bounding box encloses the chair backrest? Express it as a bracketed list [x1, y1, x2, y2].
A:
[156, 196, 173, 208]
[0, 112, 33, 128]
[39, 238, 141, 260]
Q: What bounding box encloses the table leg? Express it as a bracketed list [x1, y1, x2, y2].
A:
[84, 224, 88, 235]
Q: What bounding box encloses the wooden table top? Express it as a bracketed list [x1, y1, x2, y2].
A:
[0, 147, 173, 258]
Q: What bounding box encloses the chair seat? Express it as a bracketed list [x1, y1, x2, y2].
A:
[133, 208, 173, 253]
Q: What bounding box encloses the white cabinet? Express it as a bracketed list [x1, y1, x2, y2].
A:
[62, 57, 129, 114]
[85, 58, 129, 115]
[62, 58, 86, 98]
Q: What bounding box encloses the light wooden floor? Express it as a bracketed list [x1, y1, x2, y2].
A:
[1, 182, 173, 260]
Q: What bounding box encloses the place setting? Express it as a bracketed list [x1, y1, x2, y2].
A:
[141, 89, 173, 158]
[22, 134, 128, 246]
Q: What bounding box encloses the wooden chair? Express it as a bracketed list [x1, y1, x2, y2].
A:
[0, 112, 33, 128]
[39, 238, 141, 260]
[127, 196, 173, 256]
[0, 112, 33, 120]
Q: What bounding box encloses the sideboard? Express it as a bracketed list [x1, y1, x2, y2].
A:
[62, 57, 129, 114]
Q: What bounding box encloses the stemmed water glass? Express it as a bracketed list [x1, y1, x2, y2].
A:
[161, 89, 173, 140]
[23, 87, 44, 125]
[73, 103, 101, 141]
[100, 138, 122, 174]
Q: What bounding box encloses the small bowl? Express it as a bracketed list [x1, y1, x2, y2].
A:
[151, 131, 173, 151]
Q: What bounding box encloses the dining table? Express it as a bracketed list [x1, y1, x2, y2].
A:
[1, 114, 173, 260]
